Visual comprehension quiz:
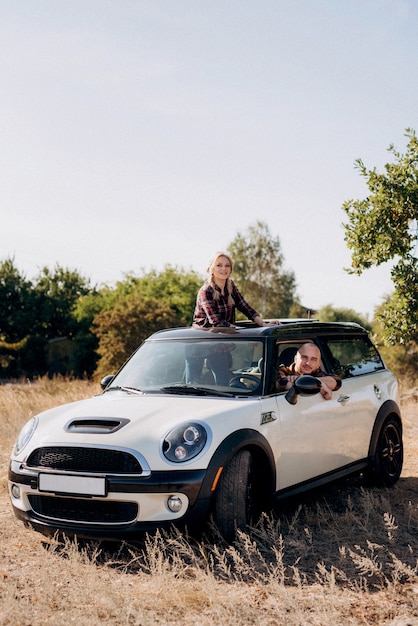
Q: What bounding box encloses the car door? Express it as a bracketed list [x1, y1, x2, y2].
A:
[322, 335, 391, 461]
[273, 380, 354, 491]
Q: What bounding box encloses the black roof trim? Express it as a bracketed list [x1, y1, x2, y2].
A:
[147, 320, 367, 341]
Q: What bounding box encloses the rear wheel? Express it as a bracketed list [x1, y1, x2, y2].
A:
[367, 418, 403, 487]
[213, 449, 262, 542]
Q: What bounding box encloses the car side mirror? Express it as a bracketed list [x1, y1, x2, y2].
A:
[100, 374, 115, 390]
[285, 375, 322, 405]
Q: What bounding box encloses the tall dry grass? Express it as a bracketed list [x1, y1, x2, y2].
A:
[0, 377, 99, 474]
[1, 378, 418, 625]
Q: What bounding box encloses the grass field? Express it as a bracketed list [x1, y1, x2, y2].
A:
[1, 378, 417, 625]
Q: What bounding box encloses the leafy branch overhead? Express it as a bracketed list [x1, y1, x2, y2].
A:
[342, 128, 418, 344]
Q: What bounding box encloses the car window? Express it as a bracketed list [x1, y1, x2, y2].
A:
[324, 337, 385, 378]
[277, 345, 299, 367]
[274, 341, 325, 395]
[109, 339, 265, 394]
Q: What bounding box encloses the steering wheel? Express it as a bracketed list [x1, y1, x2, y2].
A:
[228, 374, 260, 390]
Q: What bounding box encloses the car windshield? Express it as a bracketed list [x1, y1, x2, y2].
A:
[107, 338, 265, 396]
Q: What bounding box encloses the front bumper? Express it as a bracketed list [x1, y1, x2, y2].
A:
[8, 462, 211, 539]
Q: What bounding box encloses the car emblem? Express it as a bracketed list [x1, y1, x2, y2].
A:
[260, 411, 277, 425]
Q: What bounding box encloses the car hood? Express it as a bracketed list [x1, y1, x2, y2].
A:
[16, 390, 262, 468]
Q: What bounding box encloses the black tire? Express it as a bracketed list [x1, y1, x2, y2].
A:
[213, 449, 261, 542]
[367, 418, 403, 487]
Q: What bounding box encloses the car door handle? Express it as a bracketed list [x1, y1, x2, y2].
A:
[337, 394, 351, 403]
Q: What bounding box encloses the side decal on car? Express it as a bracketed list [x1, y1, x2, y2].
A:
[260, 411, 277, 425]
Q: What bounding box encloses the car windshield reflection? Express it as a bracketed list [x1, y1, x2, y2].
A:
[108, 339, 265, 396]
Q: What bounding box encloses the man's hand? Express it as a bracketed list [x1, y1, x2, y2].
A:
[320, 381, 333, 400]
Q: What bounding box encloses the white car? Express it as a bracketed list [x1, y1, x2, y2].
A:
[9, 321, 403, 542]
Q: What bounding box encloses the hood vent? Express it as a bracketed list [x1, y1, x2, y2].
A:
[65, 418, 130, 434]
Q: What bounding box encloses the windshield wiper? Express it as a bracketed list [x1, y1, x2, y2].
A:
[160, 385, 234, 397]
[105, 385, 143, 395]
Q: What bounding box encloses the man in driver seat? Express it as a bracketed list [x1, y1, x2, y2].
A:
[277, 342, 341, 400]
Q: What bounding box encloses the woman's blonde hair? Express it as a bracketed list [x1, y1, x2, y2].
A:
[207, 252, 235, 305]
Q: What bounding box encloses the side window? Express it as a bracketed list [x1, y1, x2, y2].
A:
[324, 337, 385, 378]
[277, 342, 323, 368]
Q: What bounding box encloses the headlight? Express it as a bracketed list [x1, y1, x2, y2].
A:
[14, 417, 38, 454]
[163, 422, 208, 462]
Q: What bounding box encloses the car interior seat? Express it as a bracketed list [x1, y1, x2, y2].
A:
[278, 346, 298, 367]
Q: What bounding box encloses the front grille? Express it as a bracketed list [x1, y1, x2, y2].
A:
[26, 447, 143, 474]
[29, 495, 138, 524]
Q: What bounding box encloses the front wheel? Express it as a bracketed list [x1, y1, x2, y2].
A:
[366, 418, 403, 487]
[213, 449, 262, 542]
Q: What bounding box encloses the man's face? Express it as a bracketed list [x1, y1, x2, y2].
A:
[294, 344, 321, 375]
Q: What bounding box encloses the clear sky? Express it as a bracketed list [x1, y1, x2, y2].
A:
[2, 0, 417, 319]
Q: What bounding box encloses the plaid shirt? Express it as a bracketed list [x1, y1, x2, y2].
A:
[193, 280, 259, 327]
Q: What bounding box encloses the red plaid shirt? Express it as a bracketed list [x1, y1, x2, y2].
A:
[193, 281, 259, 327]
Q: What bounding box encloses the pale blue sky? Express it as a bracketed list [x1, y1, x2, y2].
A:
[2, 0, 417, 318]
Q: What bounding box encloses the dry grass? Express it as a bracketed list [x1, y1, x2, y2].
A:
[1, 378, 418, 625]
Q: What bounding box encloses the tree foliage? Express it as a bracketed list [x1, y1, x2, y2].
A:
[227, 221, 297, 318]
[0, 259, 96, 378]
[0, 259, 202, 379]
[318, 304, 370, 330]
[0, 258, 35, 342]
[91, 266, 202, 378]
[93, 296, 179, 379]
[33, 265, 92, 338]
[371, 298, 417, 388]
[342, 128, 418, 344]
[112, 266, 202, 325]
[33, 266, 99, 377]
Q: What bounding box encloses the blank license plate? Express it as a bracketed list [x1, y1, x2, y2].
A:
[38, 473, 106, 496]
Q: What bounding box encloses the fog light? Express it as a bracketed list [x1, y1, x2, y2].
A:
[167, 496, 183, 513]
[11, 484, 20, 499]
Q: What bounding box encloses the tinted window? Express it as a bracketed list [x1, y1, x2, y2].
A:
[325, 337, 385, 378]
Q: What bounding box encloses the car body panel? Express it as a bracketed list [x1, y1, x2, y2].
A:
[274, 390, 354, 488]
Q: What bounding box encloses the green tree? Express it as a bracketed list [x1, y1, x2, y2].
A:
[0, 258, 35, 342]
[114, 265, 202, 325]
[227, 221, 297, 318]
[0, 259, 47, 378]
[91, 266, 202, 378]
[318, 304, 370, 330]
[342, 128, 418, 344]
[33, 265, 92, 338]
[371, 298, 417, 388]
[71, 290, 108, 377]
[0, 259, 100, 378]
[93, 295, 179, 379]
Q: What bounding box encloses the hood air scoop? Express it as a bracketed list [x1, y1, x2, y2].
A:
[65, 418, 130, 434]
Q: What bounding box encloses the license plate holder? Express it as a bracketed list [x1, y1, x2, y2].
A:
[38, 473, 106, 497]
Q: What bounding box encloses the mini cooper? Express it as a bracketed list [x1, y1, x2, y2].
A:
[9, 320, 403, 542]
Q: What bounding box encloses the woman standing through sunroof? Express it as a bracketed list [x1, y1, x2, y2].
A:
[192, 251, 279, 328]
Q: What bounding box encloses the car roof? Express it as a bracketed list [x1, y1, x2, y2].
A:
[147, 320, 368, 341]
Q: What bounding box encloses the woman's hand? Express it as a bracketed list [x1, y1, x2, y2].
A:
[254, 315, 281, 327]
